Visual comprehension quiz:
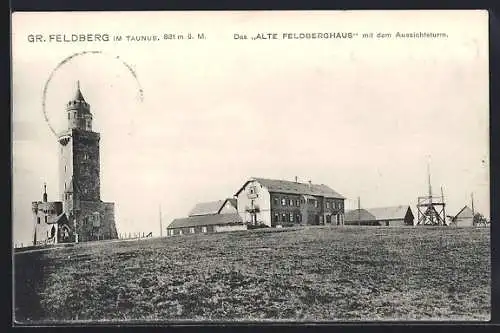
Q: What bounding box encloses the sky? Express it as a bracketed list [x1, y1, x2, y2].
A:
[12, 10, 489, 245]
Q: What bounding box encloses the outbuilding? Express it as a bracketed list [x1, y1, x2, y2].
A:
[449, 205, 474, 227]
[344, 205, 414, 226]
[167, 198, 247, 236]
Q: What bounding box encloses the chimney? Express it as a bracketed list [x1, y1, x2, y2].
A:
[295, 176, 298, 183]
[308, 180, 312, 190]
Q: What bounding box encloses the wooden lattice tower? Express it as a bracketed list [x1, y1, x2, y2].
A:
[416, 162, 446, 226]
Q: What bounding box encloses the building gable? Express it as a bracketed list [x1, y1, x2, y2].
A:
[455, 205, 474, 219]
[219, 199, 238, 214]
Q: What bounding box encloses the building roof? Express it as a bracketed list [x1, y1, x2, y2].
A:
[454, 205, 474, 219]
[54, 212, 69, 225]
[188, 198, 237, 217]
[188, 200, 226, 216]
[344, 209, 377, 222]
[235, 177, 345, 199]
[344, 205, 411, 222]
[168, 213, 243, 229]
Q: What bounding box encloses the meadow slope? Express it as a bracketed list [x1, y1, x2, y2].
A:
[14, 226, 490, 322]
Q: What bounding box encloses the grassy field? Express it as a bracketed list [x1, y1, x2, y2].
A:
[14, 226, 490, 323]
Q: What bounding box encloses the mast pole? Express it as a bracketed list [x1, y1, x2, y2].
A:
[159, 204, 163, 237]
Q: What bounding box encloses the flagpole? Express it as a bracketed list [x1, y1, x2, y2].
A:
[159, 204, 163, 237]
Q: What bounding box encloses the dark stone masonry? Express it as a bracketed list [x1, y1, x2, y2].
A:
[32, 82, 118, 245]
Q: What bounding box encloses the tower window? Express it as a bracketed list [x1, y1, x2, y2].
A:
[68, 113, 70, 120]
[44, 216, 47, 223]
[37, 217, 40, 224]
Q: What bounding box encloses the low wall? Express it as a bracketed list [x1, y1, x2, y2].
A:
[214, 224, 248, 233]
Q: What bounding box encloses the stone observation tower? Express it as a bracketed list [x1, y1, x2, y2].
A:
[32, 82, 118, 245]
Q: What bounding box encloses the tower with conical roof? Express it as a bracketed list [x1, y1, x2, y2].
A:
[66, 80, 94, 131]
[56, 81, 118, 242]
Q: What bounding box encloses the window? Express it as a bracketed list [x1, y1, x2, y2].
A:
[44, 216, 47, 223]
[326, 202, 330, 209]
[282, 213, 287, 222]
[281, 198, 286, 206]
[314, 200, 318, 208]
[296, 214, 301, 223]
[249, 186, 256, 194]
[83, 153, 89, 160]
[273, 213, 279, 222]
[37, 217, 40, 224]
[68, 113, 70, 120]
[288, 199, 293, 206]
[190, 227, 195, 234]
[273, 197, 279, 206]
[296, 199, 300, 206]
[290, 213, 294, 222]
[202, 226, 207, 233]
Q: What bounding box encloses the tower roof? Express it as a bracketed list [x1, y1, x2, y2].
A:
[73, 81, 86, 102]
